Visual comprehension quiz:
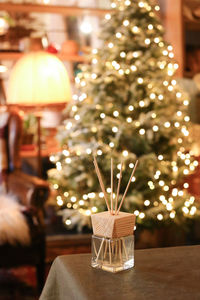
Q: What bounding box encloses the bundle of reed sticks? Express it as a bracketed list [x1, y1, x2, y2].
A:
[93, 157, 138, 215]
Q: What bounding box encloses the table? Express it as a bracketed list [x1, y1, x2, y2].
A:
[40, 245, 200, 300]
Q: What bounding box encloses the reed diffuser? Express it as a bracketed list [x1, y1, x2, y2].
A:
[91, 157, 138, 273]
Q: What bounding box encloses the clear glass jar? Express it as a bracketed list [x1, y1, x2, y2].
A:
[91, 235, 134, 273]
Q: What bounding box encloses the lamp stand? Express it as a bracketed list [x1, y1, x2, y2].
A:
[36, 112, 42, 178]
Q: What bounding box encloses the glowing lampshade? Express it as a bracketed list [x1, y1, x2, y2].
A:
[7, 51, 71, 106]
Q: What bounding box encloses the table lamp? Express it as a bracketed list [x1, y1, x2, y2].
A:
[6, 51, 71, 176]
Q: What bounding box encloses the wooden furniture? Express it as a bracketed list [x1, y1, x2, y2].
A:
[0, 107, 50, 293]
[40, 245, 200, 300]
[162, 0, 200, 78]
[46, 234, 91, 264]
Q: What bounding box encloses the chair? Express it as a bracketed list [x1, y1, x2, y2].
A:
[0, 106, 50, 292]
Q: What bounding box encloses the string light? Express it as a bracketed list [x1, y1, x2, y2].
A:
[123, 20, 129, 26]
[116, 32, 122, 38]
[105, 13, 111, 20]
[148, 24, 153, 30]
[127, 117, 132, 123]
[144, 200, 150, 206]
[120, 51, 126, 58]
[131, 65, 137, 71]
[122, 150, 129, 157]
[97, 150, 103, 155]
[112, 126, 118, 133]
[132, 26, 140, 33]
[113, 110, 119, 117]
[145, 38, 151, 45]
[108, 42, 114, 48]
[139, 128, 145, 135]
[157, 214, 163, 220]
[128, 105, 134, 111]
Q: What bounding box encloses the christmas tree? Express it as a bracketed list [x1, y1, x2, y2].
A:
[48, 0, 199, 230]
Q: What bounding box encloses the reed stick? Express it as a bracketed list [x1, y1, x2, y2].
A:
[96, 238, 105, 262]
[104, 240, 108, 259]
[115, 161, 123, 215]
[117, 160, 138, 214]
[93, 157, 111, 213]
[111, 158, 113, 214]
[109, 241, 112, 264]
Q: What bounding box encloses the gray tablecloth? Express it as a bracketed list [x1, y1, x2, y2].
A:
[40, 245, 200, 300]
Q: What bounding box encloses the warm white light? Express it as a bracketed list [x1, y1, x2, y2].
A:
[158, 155, 163, 160]
[184, 116, 190, 122]
[0, 65, 7, 73]
[112, 126, 118, 133]
[148, 24, 153, 30]
[132, 26, 139, 33]
[168, 45, 173, 51]
[92, 206, 97, 213]
[72, 105, 77, 112]
[153, 125, 159, 132]
[92, 58, 98, 64]
[86, 148, 92, 155]
[116, 32, 122, 38]
[129, 163, 134, 168]
[111, 2, 116, 8]
[138, 77, 143, 84]
[176, 92, 182, 98]
[100, 113, 105, 119]
[134, 210, 139, 216]
[150, 93, 156, 99]
[108, 42, 114, 48]
[183, 100, 189, 106]
[164, 122, 170, 128]
[157, 214, 163, 220]
[71, 196, 76, 203]
[144, 200, 150, 206]
[109, 142, 114, 148]
[120, 51, 126, 58]
[139, 100, 145, 107]
[65, 219, 71, 225]
[151, 113, 156, 118]
[177, 111, 182, 116]
[174, 122, 180, 128]
[131, 65, 137, 71]
[74, 114, 80, 121]
[123, 150, 129, 157]
[159, 180, 165, 186]
[127, 117, 132, 123]
[170, 211, 175, 218]
[113, 110, 119, 117]
[105, 13, 111, 20]
[128, 105, 134, 111]
[154, 37, 160, 43]
[123, 20, 129, 26]
[97, 150, 103, 155]
[138, 1, 144, 7]
[182, 207, 189, 214]
[139, 212, 145, 219]
[80, 21, 92, 34]
[145, 38, 151, 45]
[139, 128, 145, 135]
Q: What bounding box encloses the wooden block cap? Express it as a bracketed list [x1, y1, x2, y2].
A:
[91, 211, 135, 238]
